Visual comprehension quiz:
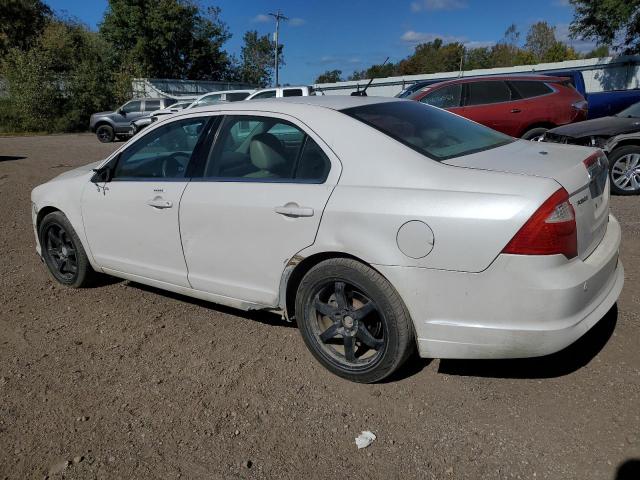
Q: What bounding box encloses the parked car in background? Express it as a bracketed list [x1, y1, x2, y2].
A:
[541, 70, 640, 119]
[131, 100, 194, 134]
[542, 101, 640, 194]
[32, 96, 622, 383]
[90, 98, 177, 143]
[246, 86, 315, 100]
[409, 75, 588, 139]
[189, 89, 255, 108]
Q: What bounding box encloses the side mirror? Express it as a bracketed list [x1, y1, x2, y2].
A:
[91, 165, 113, 183]
[118, 108, 125, 115]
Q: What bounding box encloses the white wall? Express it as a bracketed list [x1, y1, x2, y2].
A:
[314, 56, 640, 97]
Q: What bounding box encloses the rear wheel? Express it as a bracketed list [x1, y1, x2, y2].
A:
[39, 211, 96, 287]
[609, 146, 640, 195]
[96, 124, 114, 143]
[521, 127, 548, 141]
[295, 258, 414, 383]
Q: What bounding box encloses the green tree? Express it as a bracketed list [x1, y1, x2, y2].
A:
[525, 21, 558, 61]
[0, 0, 52, 58]
[315, 69, 343, 83]
[397, 39, 463, 75]
[584, 44, 611, 58]
[1, 18, 113, 132]
[99, 0, 232, 80]
[237, 30, 282, 87]
[570, 0, 640, 54]
[464, 47, 492, 70]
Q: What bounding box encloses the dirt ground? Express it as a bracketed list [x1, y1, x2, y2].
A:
[0, 134, 639, 480]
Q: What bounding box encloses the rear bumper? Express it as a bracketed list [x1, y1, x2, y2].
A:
[376, 214, 623, 359]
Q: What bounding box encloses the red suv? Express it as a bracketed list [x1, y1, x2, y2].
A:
[409, 75, 588, 139]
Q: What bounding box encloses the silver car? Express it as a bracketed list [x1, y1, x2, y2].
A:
[31, 97, 623, 383]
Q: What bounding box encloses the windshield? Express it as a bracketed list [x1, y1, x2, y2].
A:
[616, 102, 640, 118]
[342, 101, 513, 161]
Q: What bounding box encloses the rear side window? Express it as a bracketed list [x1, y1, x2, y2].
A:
[465, 81, 512, 106]
[343, 101, 513, 161]
[283, 89, 303, 97]
[419, 84, 462, 108]
[145, 100, 161, 111]
[251, 90, 277, 99]
[226, 92, 251, 102]
[509, 81, 553, 99]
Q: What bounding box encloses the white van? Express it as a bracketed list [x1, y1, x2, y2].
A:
[245, 86, 315, 100]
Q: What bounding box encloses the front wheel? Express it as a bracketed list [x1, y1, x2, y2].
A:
[96, 124, 114, 143]
[521, 127, 548, 141]
[295, 258, 415, 383]
[39, 211, 96, 287]
[609, 146, 640, 195]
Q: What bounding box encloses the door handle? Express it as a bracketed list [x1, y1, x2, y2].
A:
[274, 204, 314, 218]
[510, 108, 521, 113]
[147, 198, 173, 209]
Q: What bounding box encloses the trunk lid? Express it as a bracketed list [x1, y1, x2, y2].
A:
[443, 140, 609, 259]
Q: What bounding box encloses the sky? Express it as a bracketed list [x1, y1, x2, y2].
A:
[45, 0, 595, 85]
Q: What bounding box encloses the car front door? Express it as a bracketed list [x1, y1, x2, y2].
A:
[82, 115, 212, 286]
[113, 100, 143, 133]
[179, 113, 341, 306]
[418, 84, 464, 114]
[460, 81, 519, 135]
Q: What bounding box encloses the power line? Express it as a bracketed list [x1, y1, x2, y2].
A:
[268, 10, 288, 87]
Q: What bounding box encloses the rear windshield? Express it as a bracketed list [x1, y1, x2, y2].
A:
[342, 101, 513, 161]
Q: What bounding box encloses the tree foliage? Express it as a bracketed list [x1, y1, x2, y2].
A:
[0, 0, 52, 57]
[235, 30, 282, 87]
[569, 0, 640, 54]
[1, 19, 113, 132]
[315, 69, 343, 83]
[99, 0, 232, 80]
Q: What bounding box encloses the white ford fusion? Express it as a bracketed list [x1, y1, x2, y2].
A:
[31, 96, 624, 383]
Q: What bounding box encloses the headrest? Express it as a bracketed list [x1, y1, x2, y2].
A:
[249, 133, 287, 171]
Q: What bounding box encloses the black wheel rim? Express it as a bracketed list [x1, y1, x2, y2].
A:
[98, 128, 111, 142]
[310, 281, 386, 367]
[44, 224, 78, 281]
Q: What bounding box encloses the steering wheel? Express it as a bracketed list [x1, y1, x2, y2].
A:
[161, 152, 190, 178]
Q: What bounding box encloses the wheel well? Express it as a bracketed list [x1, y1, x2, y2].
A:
[610, 140, 640, 152]
[36, 206, 60, 231]
[519, 122, 556, 137]
[94, 121, 113, 131]
[284, 252, 375, 320]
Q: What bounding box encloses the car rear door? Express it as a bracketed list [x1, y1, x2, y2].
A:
[460, 80, 520, 135]
[179, 112, 341, 307]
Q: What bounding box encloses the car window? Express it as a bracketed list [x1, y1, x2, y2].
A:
[420, 84, 462, 108]
[465, 81, 512, 106]
[145, 100, 161, 111]
[283, 89, 303, 97]
[121, 101, 141, 114]
[251, 90, 277, 99]
[343, 101, 513, 161]
[164, 98, 177, 107]
[201, 115, 328, 182]
[509, 81, 552, 99]
[226, 92, 251, 101]
[195, 94, 222, 107]
[113, 117, 208, 179]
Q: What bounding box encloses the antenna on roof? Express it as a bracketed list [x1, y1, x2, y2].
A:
[351, 57, 390, 96]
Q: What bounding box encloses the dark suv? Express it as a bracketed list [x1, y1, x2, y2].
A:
[90, 98, 176, 143]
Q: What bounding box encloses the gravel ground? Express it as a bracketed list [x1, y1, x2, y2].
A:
[1, 134, 639, 480]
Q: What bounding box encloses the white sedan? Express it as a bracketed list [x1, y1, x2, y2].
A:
[31, 97, 624, 383]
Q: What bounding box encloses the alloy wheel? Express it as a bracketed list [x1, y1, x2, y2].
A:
[611, 153, 640, 192]
[310, 281, 386, 366]
[44, 223, 78, 281]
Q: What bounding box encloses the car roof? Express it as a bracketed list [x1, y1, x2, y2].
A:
[423, 74, 570, 88]
[185, 95, 399, 115]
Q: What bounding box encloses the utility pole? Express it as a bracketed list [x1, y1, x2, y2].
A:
[268, 10, 288, 87]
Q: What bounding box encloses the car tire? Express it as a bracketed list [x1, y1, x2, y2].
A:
[295, 258, 415, 383]
[39, 211, 96, 288]
[521, 127, 548, 141]
[96, 124, 115, 143]
[609, 146, 640, 195]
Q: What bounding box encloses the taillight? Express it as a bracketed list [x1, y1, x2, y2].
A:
[502, 188, 577, 259]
